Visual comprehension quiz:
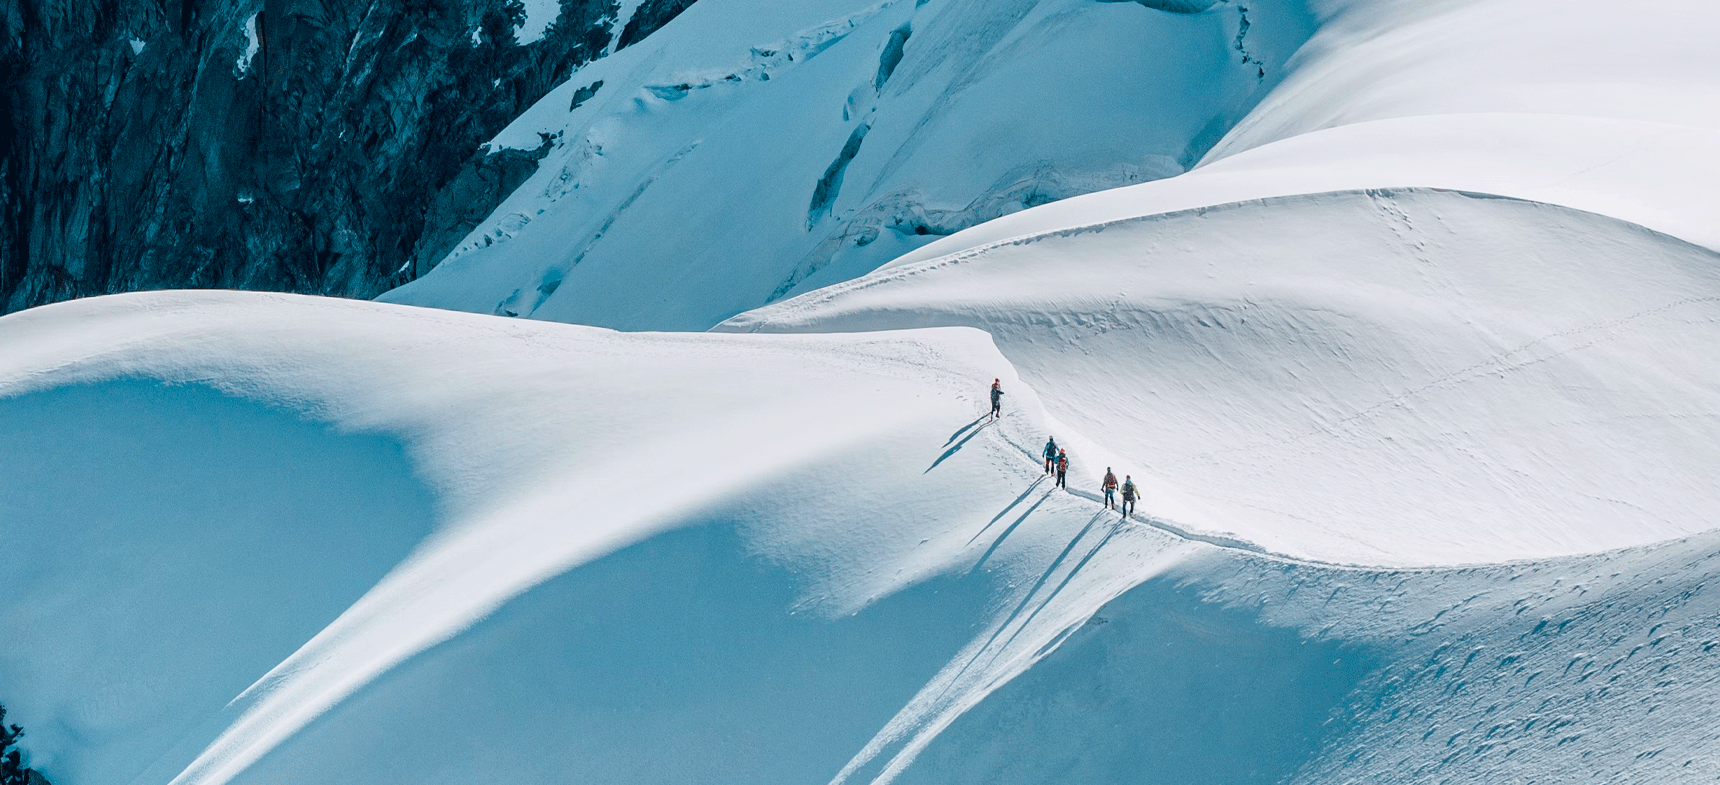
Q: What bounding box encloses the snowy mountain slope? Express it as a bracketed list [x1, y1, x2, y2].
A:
[890, 0, 1720, 268]
[722, 188, 1720, 566]
[0, 291, 1145, 785]
[382, 0, 1720, 334]
[892, 113, 1720, 271]
[378, 0, 1310, 329]
[1205, 0, 1720, 158]
[8, 0, 1720, 781]
[6, 292, 1720, 785]
[888, 527, 1720, 785]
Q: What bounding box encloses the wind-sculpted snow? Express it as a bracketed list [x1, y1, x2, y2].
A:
[893, 0, 1720, 267]
[723, 188, 1720, 566]
[5, 274, 1720, 785]
[0, 291, 1082, 785]
[887, 530, 1720, 784]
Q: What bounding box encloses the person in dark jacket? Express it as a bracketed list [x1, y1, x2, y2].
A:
[1055, 449, 1068, 489]
[1042, 436, 1058, 474]
[990, 379, 1004, 419]
[1121, 475, 1139, 516]
[1102, 468, 1118, 509]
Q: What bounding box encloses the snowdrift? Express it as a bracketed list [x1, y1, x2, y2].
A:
[724, 188, 1720, 566]
[888, 0, 1720, 268]
[893, 529, 1720, 785]
[0, 292, 1154, 785]
[7, 214, 1720, 785]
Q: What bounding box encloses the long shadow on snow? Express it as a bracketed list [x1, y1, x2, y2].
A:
[967, 476, 1048, 547]
[942, 414, 990, 447]
[233, 523, 1000, 785]
[927, 418, 993, 474]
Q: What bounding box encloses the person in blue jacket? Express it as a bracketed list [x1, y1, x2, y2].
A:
[1042, 436, 1058, 474]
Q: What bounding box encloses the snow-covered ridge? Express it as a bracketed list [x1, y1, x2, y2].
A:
[724, 187, 1720, 566]
[10, 286, 1720, 785]
[0, 291, 1056, 785]
[8, 0, 1720, 782]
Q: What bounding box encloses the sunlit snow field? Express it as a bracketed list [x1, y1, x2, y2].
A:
[5, 0, 1720, 782]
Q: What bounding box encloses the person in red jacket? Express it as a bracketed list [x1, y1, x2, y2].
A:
[1055, 449, 1068, 489]
[989, 378, 1004, 419]
[1102, 468, 1118, 510]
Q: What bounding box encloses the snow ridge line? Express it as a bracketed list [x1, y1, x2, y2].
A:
[996, 416, 1709, 576]
[716, 186, 1716, 332]
[1073, 485, 1717, 576]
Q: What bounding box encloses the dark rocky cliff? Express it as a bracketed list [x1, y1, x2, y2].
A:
[0, 0, 697, 313]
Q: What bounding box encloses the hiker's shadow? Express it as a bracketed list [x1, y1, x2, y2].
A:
[926, 414, 992, 474]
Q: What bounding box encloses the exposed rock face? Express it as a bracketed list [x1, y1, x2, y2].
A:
[614, 0, 696, 51]
[0, 0, 696, 313]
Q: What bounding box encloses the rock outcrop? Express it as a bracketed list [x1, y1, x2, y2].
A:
[0, 0, 696, 313]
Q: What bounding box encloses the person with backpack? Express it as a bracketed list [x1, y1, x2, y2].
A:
[1055, 448, 1068, 489]
[1042, 436, 1058, 474]
[1102, 468, 1118, 510]
[1121, 475, 1139, 516]
[990, 379, 1004, 419]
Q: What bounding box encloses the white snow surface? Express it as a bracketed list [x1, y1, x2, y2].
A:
[515, 0, 561, 45]
[382, 0, 1720, 330]
[380, 0, 1307, 329]
[6, 288, 1720, 785]
[0, 292, 1063, 785]
[723, 188, 1720, 565]
[8, 0, 1720, 782]
[234, 13, 260, 76]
